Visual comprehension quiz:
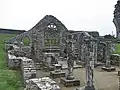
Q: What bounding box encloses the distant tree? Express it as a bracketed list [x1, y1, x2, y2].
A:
[104, 34, 116, 39]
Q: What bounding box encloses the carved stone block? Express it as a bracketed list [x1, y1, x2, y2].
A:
[50, 70, 65, 78]
[60, 77, 80, 87]
[101, 66, 116, 72]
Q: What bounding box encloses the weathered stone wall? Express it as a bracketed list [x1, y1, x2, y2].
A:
[6, 15, 101, 63]
[68, 31, 98, 63]
[21, 57, 36, 84]
[7, 15, 68, 62]
[113, 0, 120, 38]
[7, 53, 21, 69]
[6, 43, 36, 86]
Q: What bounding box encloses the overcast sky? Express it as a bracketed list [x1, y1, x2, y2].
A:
[0, 0, 118, 36]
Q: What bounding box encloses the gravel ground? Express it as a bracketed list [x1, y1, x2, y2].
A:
[35, 61, 119, 90]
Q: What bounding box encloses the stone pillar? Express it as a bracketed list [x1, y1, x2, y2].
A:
[36, 31, 44, 62]
[31, 31, 37, 62]
[105, 41, 112, 67]
[84, 39, 95, 90]
[61, 40, 80, 87]
[31, 40, 36, 61]
[66, 41, 74, 79]
[94, 42, 97, 64]
[101, 41, 115, 72]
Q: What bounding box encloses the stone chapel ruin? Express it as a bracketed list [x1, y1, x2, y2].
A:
[5, 15, 117, 90]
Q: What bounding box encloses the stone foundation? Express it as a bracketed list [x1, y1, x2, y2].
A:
[84, 85, 95, 90]
[50, 70, 65, 78]
[60, 77, 80, 87]
[101, 66, 116, 72]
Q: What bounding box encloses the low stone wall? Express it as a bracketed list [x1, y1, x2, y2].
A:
[7, 53, 21, 69]
[6, 43, 61, 89]
[5, 44, 19, 52]
[6, 44, 36, 87]
[21, 46, 31, 58]
[20, 57, 36, 84]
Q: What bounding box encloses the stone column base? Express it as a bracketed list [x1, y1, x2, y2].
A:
[84, 85, 95, 90]
[60, 77, 80, 87]
[101, 66, 116, 72]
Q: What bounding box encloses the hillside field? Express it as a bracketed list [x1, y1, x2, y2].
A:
[0, 34, 23, 90]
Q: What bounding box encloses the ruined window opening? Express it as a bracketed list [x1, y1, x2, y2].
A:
[44, 39, 60, 46]
[47, 23, 57, 30]
[22, 36, 30, 46]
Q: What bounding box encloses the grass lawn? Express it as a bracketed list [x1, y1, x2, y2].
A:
[0, 34, 23, 90]
[113, 44, 120, 54]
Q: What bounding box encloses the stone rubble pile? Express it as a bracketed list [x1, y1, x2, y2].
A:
[6, 43, 60, 90]
[26, 77, 60, 90]
[6, 44, 37, 86]
[7, 52, 21, 69]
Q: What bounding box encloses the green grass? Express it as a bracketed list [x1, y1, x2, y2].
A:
[23, 37, 30, 46]
[113, 44, 120, 54]
[0, 34, 23, 90]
